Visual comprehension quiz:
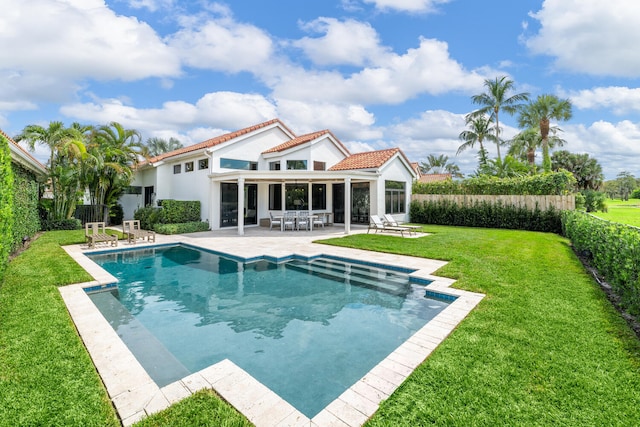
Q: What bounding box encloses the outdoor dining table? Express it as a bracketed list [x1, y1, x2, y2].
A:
[273, 212, 321, 231]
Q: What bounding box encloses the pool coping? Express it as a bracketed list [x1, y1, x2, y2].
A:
[60, 238, 484, 426]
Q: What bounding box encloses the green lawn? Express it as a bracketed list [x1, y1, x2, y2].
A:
[1, 227, 640, 426]
[592, 198, 640, 227]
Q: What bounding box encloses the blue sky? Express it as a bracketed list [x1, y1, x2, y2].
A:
[2, 0, 639, 179]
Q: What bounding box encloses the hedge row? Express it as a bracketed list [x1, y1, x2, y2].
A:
[413, 171, 576, 196]
[410, 199, 562, 233]
[159, 200, 201, 223]
[0, 133, 14, 280]
[10, 164, 41, 252]
[562, 210, 640, 314]
[154, 222, 210, 235]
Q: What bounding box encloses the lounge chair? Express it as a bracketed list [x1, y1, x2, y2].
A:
[122, 220, 156, 244]
[367, 215, 411, 237]
[383, 214, 421, 236]
[85, 222, 118, 249]
[269, 212, 282, 231]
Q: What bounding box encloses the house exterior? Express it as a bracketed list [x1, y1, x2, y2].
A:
[121, 119, 417, 235]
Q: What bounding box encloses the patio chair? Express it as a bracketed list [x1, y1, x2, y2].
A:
[122, 220, 156, 244]
[269, 212, 282, 231]
[312, 213, 324, 229]
[383, 214, 421, 236]
[367, 215, 410, 237]
[283, 211, 296, 231]
[297, 211, 310, 231]
[85, 222, 118, 249]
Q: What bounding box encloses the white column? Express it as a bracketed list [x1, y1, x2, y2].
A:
[237, 177, 245, 236]
[281, 182, 286, 212]
[307, 181, 312, 214]
[344, 177, 351, 234]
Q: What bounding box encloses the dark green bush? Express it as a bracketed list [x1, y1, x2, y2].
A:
[154, 221, 210, 235]
[0, 133, 14, 279]
[581, 189, 607, 212]
[134, 206, 164, 230]
[410, 199, 562, 233]
[413, 171, 576, 196]
[562, 211, 640, 314]
[161, 200, 201, 223]
[41, 218, 81, 231]
[109, 204, 124, 225]
[10, 164, 41, 253]
[630, 188, 640, 199]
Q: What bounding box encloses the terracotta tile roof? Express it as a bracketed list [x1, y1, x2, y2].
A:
[411, 162, 421, 176]
[418, 173, 452, 183]
[1, 128, 47, 172]
[329, 148, 403, 171]
[262, 129, 350, 155]
[143, 118, 293, 164]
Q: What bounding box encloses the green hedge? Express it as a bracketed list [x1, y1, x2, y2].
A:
[562, 210, 640, 314]
[160, 200, 201, 223]
[41, 219, 82, 231]
[0, 133, 14, 280]
[410, 199, 562, 233]
[10, 164, 41, 253]
[413, 171, 576, 196]
[153, 221, 210, 235]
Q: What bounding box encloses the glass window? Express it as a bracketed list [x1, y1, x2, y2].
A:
[173, 164, 181, 174]
[312, 184, 326, 210]
[269, 161, 281, 170]
[286, 160, 307, 170]
[268, 184, 282, 210]
[198, 158, 209, 170]
[123, 186, 142, 195]
[285, 184, 308, 210]
[385, 180, 406, 214]
[220, 158, 258, 170]
[185, 161, 194, 172]
[313, 161, 326, 171]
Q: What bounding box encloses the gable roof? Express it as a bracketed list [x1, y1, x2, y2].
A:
[261, 129, 351, 155]
[328, 148, 411, 171]
[1, 128, 47, 176]
[144, 118, 295, 164]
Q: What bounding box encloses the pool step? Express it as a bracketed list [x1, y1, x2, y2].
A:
[285, 259, 410, 296]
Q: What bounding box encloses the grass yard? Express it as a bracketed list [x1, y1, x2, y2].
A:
[1, 226, 640, 426]
[592, 198, 640, 227]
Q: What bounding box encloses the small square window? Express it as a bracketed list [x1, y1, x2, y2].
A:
[173, 164, 181, 174]
[314, 161, 326, 171]
[185, 161, 194, 172]
[199, 159, 209, 170]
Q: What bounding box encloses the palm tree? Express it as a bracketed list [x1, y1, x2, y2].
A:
[84, 122, 142, 218]
[144, 136, 183, 157]
[469, 76, 529, 163]
[457, 114, 497, 168]
[420, 154, 463, 178]
[15, 122, 86, 219]
[518, 94, 573, 172]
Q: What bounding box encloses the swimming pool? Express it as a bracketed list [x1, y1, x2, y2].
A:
[87, 244, 453, 418]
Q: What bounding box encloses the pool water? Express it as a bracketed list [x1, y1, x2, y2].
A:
[88, 245, 451, 418]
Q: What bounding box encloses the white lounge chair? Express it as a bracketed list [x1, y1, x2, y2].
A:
[383, 214, 421, 236]
[367, 215, 411, 237]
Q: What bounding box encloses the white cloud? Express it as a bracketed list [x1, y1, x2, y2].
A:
[293, 18, 390, 66]
[168, 11, 274, 73]
[59, 91, 277, 136]
[277, 99, 382, 141]
[362, 0, 451, 13]
[563, 86, 640, 114]
[273, 37, 489, 105]
[526, 0, 640, 77]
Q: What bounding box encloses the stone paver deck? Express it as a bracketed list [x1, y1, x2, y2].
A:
[60, 225, 484, 426]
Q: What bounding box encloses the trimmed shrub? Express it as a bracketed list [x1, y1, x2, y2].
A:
[413, 170, 576, 196]
[631, 188, 640, 199]
[0, 133, 14, 279]
[41, 219, 82, 231]
[134, 206, 164, 230]
[562, 210, 640, 314]
[154, 221, 210, 235]
[10, 163, 41, 253]
[410, 199, 562, 233]
[160, 200, 201, 223]
[109, 204, 124, 225]
[581, 189, 607, 212]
